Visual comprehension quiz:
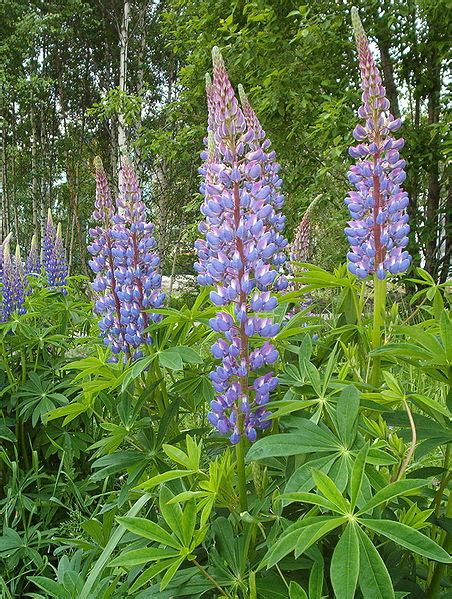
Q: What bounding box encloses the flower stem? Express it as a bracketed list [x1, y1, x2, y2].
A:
[370, 275, 386, 387]
[427, 491, 452, 597]
[236, 430, 248, 512]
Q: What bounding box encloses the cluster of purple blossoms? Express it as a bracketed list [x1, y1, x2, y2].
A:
[1, 239, 26, 322]
[195, 47, 289, 444]
[88, 159, 164, 361]
[346, 8, 411, 280]
[26, 233, 41, 276]
[43, 210, 68, 293]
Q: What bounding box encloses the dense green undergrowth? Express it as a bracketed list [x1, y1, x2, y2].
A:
[0, 266, 450, 598]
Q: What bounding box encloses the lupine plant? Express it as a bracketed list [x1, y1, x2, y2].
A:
[0, 240, 27, 322]
[0, 7, 450, 599]
[88, 158, 164, 361]
[42, 209, 68, 293]
[347, 7, 411, 385]
[195, 47, 288, 509]
[26, 233, 41, 277]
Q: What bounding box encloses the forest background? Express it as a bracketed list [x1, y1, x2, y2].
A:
[1, 0, 450, 284]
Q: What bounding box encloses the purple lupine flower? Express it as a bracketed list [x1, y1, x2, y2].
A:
[1, 240, 15, 322]
[345, 8, 411, 280]
[13, 244, 26, 314]
[46, 222, 68, 293]
[196, 47, 288, 444]
[89, 158, 129, 358]
[1, 240, 26, 321]
[112, 161, 165, 360]
[89, 159, 164, 361]
[43, 209, 56, 276]
[26, 233, 41, 276]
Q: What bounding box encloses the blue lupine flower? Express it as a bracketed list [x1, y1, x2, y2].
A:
[89, 158, 164, 361]
[196, 47, 288, 444]
[1, 240, 26, 321]
[345, 8, 411, 280]
[26, 233, 41, 276]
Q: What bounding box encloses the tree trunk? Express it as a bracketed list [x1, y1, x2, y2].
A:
[118, 0, 130, 180]
[1, 120, 10, 239]
[376, 30, 401, 119]
[424, 42, 441, 278]
[30, 103, 39, 233]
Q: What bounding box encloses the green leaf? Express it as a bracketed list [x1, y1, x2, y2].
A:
[289, 581, 308, 599]
[129, 560, 175, 594]
[350, 443, 369, 510]
[115, 517, 180, 549]
[160, 486, 185, 544]
[330, 523, 359, 599]
[357, 479, 428, 514]
[440, 311, 452, 363]
[138, 469, 196, 490]
[175, 346, 204, 364]
[262, 517, 332, 569]
[0, 424, 16, 443]
[294, 518, 346, 558]
[159, 348, 184, 370]
[160, 556, 186, 590]
[181, 500, 197, 547]
[109, 547, 180, 567]
[336, 385, 360, 447]
[312, 469, 350, 513]
[79, 493, 152, 599]
[162, 444, 191, 469]
[308, 558, 324, 599]
[360, 519, 451, 563]
[357, 526, 394, 599]
[28, 577, 70, 599]
[246, 420, 339, 461]
[280, 492, 338, 512]
[285, 454, 337, 495]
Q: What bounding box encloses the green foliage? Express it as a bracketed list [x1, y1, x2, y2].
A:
[1, 263, 449, 598]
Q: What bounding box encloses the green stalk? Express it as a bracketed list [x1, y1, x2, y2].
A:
[236, 422, 248, 512]
[427, 491, 452, 597]
[370, 276, 386, 387]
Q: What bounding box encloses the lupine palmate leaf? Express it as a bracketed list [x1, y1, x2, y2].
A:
[330, 523, 359, 599]
[350, 442, 369, 510]
[115, 517, 180, 549]
[246, 419, 340, 461]
[357, 526, 394, 599]
[336, 385, 360, 448]
[109, 547, 180, 567]
[312, 469, 350, 513]
[289, 581, 308, 599]
[360, 519, 451, 563]
[357, 479, 428, 514]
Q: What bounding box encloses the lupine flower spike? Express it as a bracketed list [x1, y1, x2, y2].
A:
[195, 47, 288, 445]
[112, 161, 165, 360]
[26, 233, 41, 276]
[46, 222, 68, 293]
[43, 209, 56, 276]
[346, 8, 411, 280]
[1, 239, 26, 322]
[89, 159, 164, 361]
[89, 158, 128, 358]
[13, 245, 27, 314]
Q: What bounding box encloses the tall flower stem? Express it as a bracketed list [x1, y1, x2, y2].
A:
[370, 275, 386, 386]
[235, 422, 248, 512]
